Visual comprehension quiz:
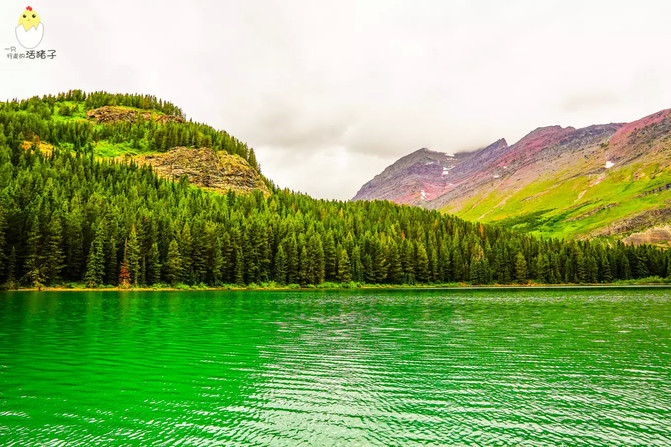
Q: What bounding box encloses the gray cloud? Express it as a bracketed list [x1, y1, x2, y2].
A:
[2, 0, 671, 200]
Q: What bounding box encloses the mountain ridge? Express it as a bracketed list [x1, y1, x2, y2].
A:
[353, 109, 671, 243]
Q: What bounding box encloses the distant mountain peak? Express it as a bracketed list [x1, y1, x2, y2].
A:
[353, 108, 671, 242]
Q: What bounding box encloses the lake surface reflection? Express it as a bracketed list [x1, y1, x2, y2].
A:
[1, 288, 670, 446]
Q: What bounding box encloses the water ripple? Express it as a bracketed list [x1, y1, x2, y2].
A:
[0, 289, 670, 446]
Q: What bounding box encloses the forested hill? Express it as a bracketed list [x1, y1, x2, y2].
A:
[0, 91, 668, 289]
[0, 90, 271, 196]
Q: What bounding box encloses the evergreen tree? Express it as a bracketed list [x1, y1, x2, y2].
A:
[307, 235, 325, 284]
[84, 239, 105, 288]
[233, 246, 245, 286]
[601, 253, 613, 283]
[575, 249, 587, 283]
[179, 223, 194, 283]
[65, 208, 85, 280]
[164, 239, 182, 285]
[351, 246, 364, 282]
[299, 246, 310, 286]
[585, 254, 598, 283]
[635, 252, 649, 278]
[211, 238, 224, 285]
[105, 236, 118, 285]
[43, 214, 65, 283]
[416, 244, 430, 283]
[24, 214, 45, 288]
[118, 240, 131, 288]
[147, 242, 161, 285]
[337, 249, 352, 283]
[514, 252, 527, 284]
[127, 226, 141, 286]
[323, 234, 337, 281]
[5, 247, 17, 289]
[536, 254, 550, 283]
[274, 245, 287, 285]
[286, 236, 299, 284]
[386, 242, 403, 284]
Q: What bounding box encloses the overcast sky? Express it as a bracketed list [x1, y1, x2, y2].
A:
[2, 1, 671, 199]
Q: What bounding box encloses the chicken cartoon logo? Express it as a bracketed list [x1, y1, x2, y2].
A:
[16, 6, 44, 49]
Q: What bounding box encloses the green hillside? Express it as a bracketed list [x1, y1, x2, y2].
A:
[455, 160, 671, 241]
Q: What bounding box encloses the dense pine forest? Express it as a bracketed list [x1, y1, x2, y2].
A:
[0, 91, 668, 289]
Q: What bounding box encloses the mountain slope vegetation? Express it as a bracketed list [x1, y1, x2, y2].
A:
[354, 109, 671, 243]
[0, 91, 667, 288]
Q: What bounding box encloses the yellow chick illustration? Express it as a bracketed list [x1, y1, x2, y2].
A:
[16, 6, 44, 49]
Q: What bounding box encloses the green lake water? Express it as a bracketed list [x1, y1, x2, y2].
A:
[0, 288, 670, 446]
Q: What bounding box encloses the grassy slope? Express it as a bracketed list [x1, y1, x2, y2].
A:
[444, 149, 671, 240]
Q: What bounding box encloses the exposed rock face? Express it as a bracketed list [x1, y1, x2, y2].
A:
[353, 108, 671, 243]
[352, 148, 472, 206]
[134, 147, 270, 196]
[590, 206, 671, 238]
[87, 106, 185, 125]
[623, 225, 671, 247]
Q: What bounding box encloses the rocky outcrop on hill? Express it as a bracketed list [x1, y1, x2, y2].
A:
[623, 225, 671, 246]
[134, 147, 270, 196]
[87, 106, 185, 125]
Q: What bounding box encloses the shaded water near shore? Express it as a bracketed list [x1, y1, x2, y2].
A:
[1, 288, 670, 446]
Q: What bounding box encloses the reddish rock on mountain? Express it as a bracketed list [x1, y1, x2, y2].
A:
[353, 109, 671, 243]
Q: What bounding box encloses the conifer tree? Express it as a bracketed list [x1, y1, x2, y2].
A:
[105, 236, 118, 285]
[286, 236, 299, 284]
[5, 247, 16, 289]
[323, 234, 337, 281]
[514, 252, 527, 284]
[127, 226, 141, 286]
[65, 208, 85, 280]
[147, 242, 161, 285]
[337, 249, 352, 283]
[84, 239, 105, 288]
[43, 214, 65, 284]
[307, 235, 325, 284]
[351, 246, 364, 282]
[586, 254, 598, 283]
[386, 242, 403, 284]
[118, 240, 131, 288]
[575, 248, 587, 283]
[211, 238, 224, 285]
[452, 248, 464, 282]
[430, 249, 439, 283]
[601, 254, 613, 283]
[179, 223, 194, 283]
[401, 239, 415, 282]
[233, 247, 245, 286]
[299, 246, 310, 286]
[635, 252, 649, 278]
[416, 244, 430, 283]
[164, 239, 182, 285]
[274, 245, 287, 285]
[24, 214, 45, 288]
[536, 254, 550, 283]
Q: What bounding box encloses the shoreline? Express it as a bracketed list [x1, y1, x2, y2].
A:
[3, 283, 671, 293]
